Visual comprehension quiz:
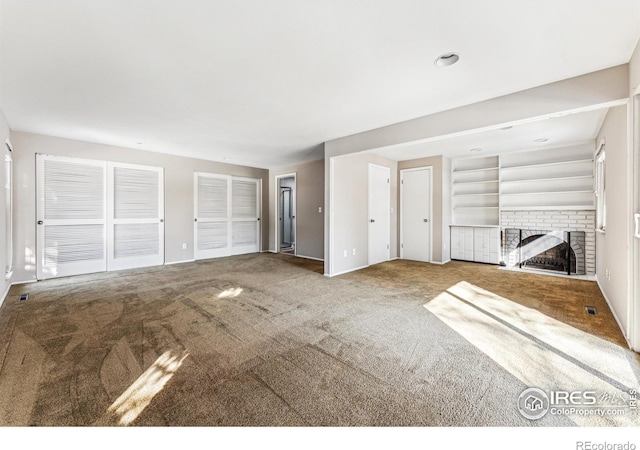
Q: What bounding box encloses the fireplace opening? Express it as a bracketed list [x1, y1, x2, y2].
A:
[518, 234, 576, 274]
[502, 229, 586, 276]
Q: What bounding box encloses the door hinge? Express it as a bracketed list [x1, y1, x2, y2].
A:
[387, 244, 389, 250]
[401, 243, 403, 248]
[387, 178, 389, 183]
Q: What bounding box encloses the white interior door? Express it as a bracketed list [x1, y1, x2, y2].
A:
[194, 173, 231, 259]
[368, 164, 390, 265]
[401, 168, 431, 262]
[37, 155, 107, 279]
[108, 163, 164, 271]
[231, 177, 260, 255]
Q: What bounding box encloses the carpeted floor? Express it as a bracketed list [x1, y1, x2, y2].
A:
[0, 253, 638, 426]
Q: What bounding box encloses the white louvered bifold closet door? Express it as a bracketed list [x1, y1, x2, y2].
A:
[194, 173, 232, 259]
[107, 163, 164, 270]
[36, 155, 107, 279]
[231, 177, 260, 255]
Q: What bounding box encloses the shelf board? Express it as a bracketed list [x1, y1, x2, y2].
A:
[451, 180, 499, 186]
[500, 158, 593, 170]
[500, 206, 595, 211]
[454, 206, 499, 209]
[450, 224, 499, 228]
[501, 190, 594, 196]
[452, 166, 499, 174]
[453, 192, 499, 197]
[500, 175, 593, 184]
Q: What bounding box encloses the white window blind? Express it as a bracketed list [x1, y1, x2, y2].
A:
[198, 176, 228, 219]
[44, 159, 104, 220]
[37, 155, 108, 279]
[108, 162, 164, 271]
[194, 174, 260, 259]
[197, 222, 228, 250]
[232, 179, 258, 218]
[114, 167, 159, 219]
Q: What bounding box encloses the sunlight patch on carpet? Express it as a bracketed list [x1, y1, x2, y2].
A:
[425, 281, 639, 426]
[218, 287, 243, 298]
[105, 349, 189, 425]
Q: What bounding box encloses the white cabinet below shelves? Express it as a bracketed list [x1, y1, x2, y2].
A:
[450, 226, 499, 264]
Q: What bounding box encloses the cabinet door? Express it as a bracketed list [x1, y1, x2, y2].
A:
[488, 228, 500, 264]
[473, 228, 484, 262]
[463, 228, 474, 261]
[450, 227, 461, 260]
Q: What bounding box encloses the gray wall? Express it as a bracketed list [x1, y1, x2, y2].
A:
[595, 105, 629, 337]
[269, 158, 324, 260]
[10, 131, 269, 283]
[329, 152, 397, 276]
[0, 109, 11, 305]
[398, 155, 451, 264]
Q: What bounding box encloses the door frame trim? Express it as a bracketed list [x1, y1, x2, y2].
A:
[400, 166, 433, 263]
[631, 92, 640, 351]
[274, 173, 296, 255]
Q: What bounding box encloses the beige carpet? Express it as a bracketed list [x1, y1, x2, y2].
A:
[0, 253, 637, 426]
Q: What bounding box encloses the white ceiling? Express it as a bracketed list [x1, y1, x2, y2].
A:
[371, 107, 610, 161]
[0, 0, 639, 168]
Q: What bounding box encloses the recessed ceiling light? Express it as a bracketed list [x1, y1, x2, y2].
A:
[533, 138, 549, 143]
[434, 52, 460, 67]
[470, 148, 483, 152]
[223, 157, 230, 161]
[136, 142, 143, 145]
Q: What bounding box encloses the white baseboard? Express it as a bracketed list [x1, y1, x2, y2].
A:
[0, 279, 37, 308]
[0, 284, 10, 308]
[292, 254, 324, 262]
[165, 259, 195, 266]
[325, 264, 369, 277]
[430, 259, 451, 265]
[596, 275, 631, 348]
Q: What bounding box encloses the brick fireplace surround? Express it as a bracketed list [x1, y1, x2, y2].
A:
[500, 210, 596, 276]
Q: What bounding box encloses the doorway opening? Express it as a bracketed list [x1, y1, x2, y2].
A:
[276, 174, 296, 255]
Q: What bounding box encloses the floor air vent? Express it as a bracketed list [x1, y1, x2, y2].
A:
[18, 294, 29, 301]
[585, 306, 597, 316]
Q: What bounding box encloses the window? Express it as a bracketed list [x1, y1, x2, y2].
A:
[595, 142, 606, 231]
[4, 140, 13, 279]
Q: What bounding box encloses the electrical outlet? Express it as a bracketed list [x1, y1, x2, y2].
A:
[182, 243, 188, 250]
[352, 248, 356, 256]
[318, 206, 322, 213]
[343, 250, 347, 257]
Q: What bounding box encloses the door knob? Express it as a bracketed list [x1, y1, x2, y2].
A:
[37, 220, 43, 225]
[370, 219, 375, 223]
[423, 219, 429, 222]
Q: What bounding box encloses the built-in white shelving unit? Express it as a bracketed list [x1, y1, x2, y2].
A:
[449, 144, 595, 264]
[500, 146, 594, 210]
[451, 155, 499, 226]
